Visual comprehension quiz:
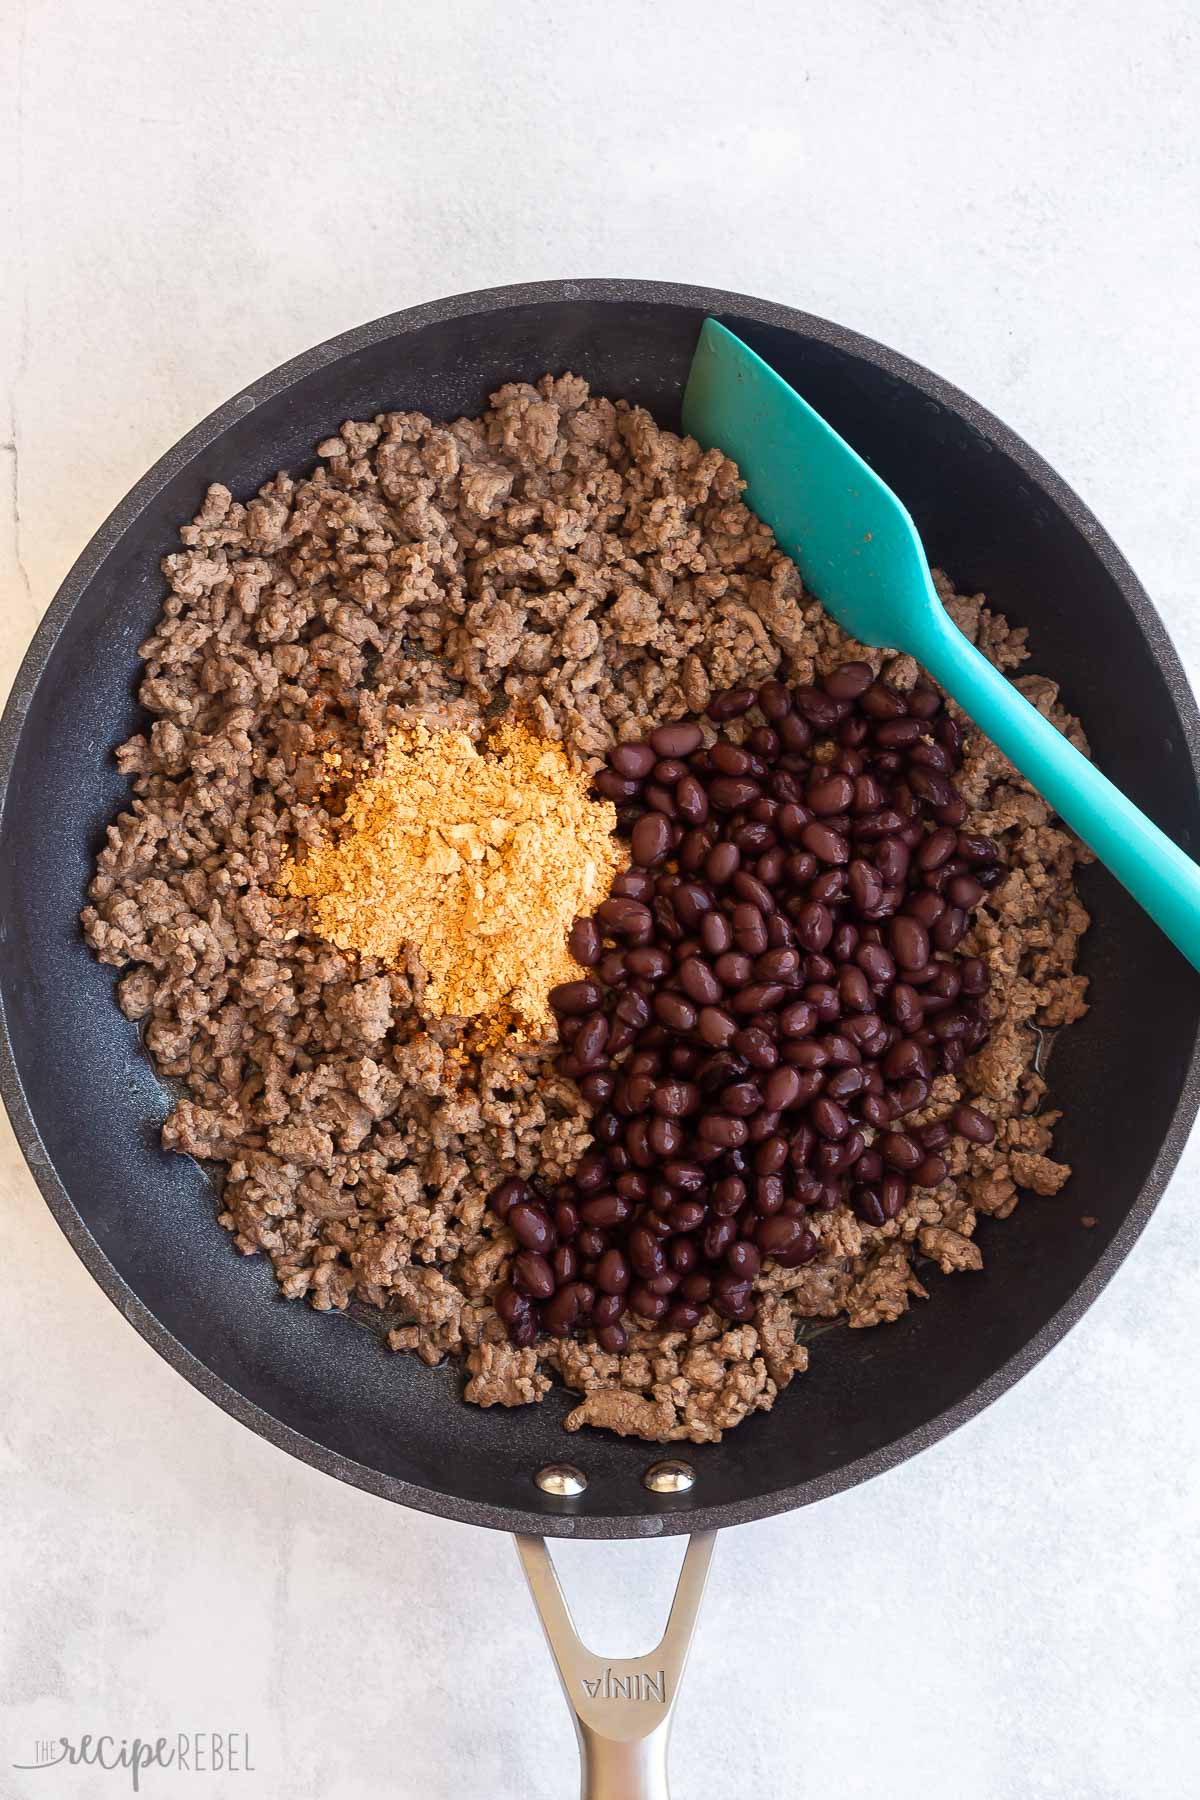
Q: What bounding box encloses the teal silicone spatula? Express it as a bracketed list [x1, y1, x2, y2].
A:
[683, 318, 1200, 972]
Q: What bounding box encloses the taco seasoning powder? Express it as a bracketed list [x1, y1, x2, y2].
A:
[284, 719, 623, 1039]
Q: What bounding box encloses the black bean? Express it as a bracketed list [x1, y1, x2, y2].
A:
[612, 869, 656, 902]
[905, 889, 945, 930]
[838, 966, 871, 1013]
[811, 1097, 849, 1141]
[679, 958, 723, 1005]
[883, 1037, 927, 1082]
[932, 905, 967, 951]
[701, 1216, 737, 1260]
[952, 1103, 996, 1144]
[750, 1173, 784, 1216]
[551, 1243, 579, 1287]
[653, 992, 697, 1032]
[496, 1283, 532, 1327]
[646, 1117, 683, 1157]
[909, 740, 951, 773]
[631, 812, 673, 867]
[630, 1284, 670, 1324]
[810, 868, 847, 905]
[708, 1177, 744, 1218]
[822, 660, 874, 699]
[732, 982, 787, 1015]
[801, 822, 850, 865]
[626, 945, 671, 980]
[889, 915, 930, 970]
[705, 841, 740, 885]
[909, 767, 956, 808]
[947, 873, 985, 909]
[804, 983, 840, 1024]
[960, 956, 989, 995]
[845, 858, 881, 914]
[762, 715, 806, 761]
[696, 1004, 737, 1048]
[732, 904, 769, 955]
[791, 900, 831, 953]
[573, 1014, 609, 1068]
[757, 679, 792, 721]
[711, 776, 762, 810]
[754, 1133, 789, 1176]
[568, 917, 602, 967]
[670, 1237, 699, 1274]
[674, 883, 713, 931]
[652, 1079, 698, 1119]
[859, 679, 907, 719]
[595, 769, 642, 801]
[824, 1066, 865, 1102]
[779, 999, 818, 1038]
[875, 716, 923, 748]
[854, 942, 895, 988]
[855, 1183, 886, 1226]
[733, 821, 774, 854]
[596, 897, 653, 938]
[553, 1196, 581, 1240]
[721, 1081, 762, 1117]
[593, 1247, 630, 1294]
[487, 1176, 529, 1220]
[957, 832, 1000, 864]
[697, 1112, 749, 1148]
[629, 1119, 659, 1168]
[731, 872, 775, 916]
[648, 721, 701, 758]
[708, 686, 756, 721]
[580, 1192, 633, 1228]
[709, 740, 752, 777]
[510, 1200, 556, 1253]
[700, 912, 732, 957]
[548, 979, 602, 1016]
[789, 686, 839, 731]
[808, 772, 855, 815]
[853, 807, 906, 843]
[615, 1075, 653, 1117]
[880, 1131, 923, 1172]
[509, 677, 1012, 1350]
[727, 1239, 761, 1280]
[592, 1322, 626, 1352]
[513, 1251, 555, 1300]
[610, 741, 656, 779]
[915, 1152, 948, 1187]
[935, 794, 969, 826]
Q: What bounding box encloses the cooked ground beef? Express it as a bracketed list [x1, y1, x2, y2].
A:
[82, 375, 1090, 1444]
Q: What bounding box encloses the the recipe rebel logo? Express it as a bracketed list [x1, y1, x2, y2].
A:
[12, 1731, 256, 1791]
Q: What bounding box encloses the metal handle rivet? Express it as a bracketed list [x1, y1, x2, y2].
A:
[535, 1463, 587, 1496]
[643, 1459, 696, 1494]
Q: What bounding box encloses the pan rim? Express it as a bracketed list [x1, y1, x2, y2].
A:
[3, 275, 1199, 1539]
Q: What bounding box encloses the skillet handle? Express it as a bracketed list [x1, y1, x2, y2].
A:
[514, 1530, 717, 1800]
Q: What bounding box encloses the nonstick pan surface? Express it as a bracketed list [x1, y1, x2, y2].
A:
[3, 279, 1199, 1539]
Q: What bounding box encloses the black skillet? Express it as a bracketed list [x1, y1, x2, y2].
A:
[3, 280, 1199, 1796]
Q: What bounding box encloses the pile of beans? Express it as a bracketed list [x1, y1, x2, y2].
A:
[489, 663, 1000, 1353]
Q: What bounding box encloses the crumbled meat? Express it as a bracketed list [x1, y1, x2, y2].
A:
[82, 375, 1088, 1444]
[464, 1341, 551, 1408]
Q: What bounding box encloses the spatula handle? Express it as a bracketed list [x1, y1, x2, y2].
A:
[914, 600, 1200, 972]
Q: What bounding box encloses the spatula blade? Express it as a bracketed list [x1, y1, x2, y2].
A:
[681, 319, 929, 650]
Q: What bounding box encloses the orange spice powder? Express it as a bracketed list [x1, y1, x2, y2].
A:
[284, 720, 623, 1040]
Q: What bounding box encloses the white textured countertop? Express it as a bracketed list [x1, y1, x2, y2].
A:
[3, 3, 1199, 1795]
